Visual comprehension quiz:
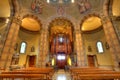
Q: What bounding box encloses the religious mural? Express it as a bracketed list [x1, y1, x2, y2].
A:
[77, 0, 91, 13]
[31, 0, 43, 14]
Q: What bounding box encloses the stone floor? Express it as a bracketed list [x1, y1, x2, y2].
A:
[52, 69, 71, 80]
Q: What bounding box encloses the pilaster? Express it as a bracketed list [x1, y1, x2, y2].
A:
[38, 28, 49, 67]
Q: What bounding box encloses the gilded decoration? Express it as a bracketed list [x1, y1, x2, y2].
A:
[49, 18, 73, 42]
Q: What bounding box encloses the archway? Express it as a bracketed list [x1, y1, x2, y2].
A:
[49, 18, 74, 69]
[15, 14, 42, 67]
[80, 14, 113, 68]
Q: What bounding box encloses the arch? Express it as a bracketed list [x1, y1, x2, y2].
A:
[48, 17, 74, 41]
[80, 13, 102, 33]
[45, 14, 77, 31]
[45, 15, 77, 48]
[21, 14, 42, 32]
[48, 17, 74, 32]
[22, 14, 42, 26]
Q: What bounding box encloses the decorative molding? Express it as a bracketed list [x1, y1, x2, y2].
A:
[101, 16, 110, 24]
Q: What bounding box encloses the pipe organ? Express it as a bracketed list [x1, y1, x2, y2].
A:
[50, 34, 72, 54]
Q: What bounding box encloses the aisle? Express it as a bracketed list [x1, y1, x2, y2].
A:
[52, 69, 71, 80]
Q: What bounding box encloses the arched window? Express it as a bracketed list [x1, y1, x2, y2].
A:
[96, 41, 104, 53]
[20, 42, 27, 54]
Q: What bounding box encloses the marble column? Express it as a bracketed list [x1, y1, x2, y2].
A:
[0, 15, 21, 70]
[38, 29, 48, 67]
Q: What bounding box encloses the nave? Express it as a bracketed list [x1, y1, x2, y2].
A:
[1, 0, 120, 76]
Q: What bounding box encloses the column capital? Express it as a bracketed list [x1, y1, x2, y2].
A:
[101, 15, 111, 24]
[12, 16, 22, 25]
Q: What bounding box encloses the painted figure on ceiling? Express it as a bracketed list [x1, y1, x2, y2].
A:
[78, 0, 91, 13]
[31, 0, 43, 14]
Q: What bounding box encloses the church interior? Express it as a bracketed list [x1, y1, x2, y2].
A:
[0, 0, 120, 79]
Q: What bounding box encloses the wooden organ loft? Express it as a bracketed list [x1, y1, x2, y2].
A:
[50, 34, 73, 68]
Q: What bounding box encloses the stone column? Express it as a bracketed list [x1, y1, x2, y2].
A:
[38, 30, 44, 67]
[75, 29, 87, 67]
[38, 29, 48, 67]
[0, 15, 21, 70]
[102, 16, 120, 71]
[42, 29, 49, 67]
